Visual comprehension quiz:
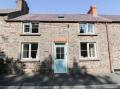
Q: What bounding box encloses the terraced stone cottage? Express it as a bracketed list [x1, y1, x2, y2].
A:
[0, 0, 120, 75]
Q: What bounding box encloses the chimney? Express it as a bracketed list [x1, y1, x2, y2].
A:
[8, 0, 29, 19]
[16, 0, 29, 13]
[87, 5, 97, 16]
[16, 0, 23, 11]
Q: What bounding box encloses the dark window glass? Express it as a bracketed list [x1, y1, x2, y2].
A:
[81, 43, 87, 50]
[56, 54, 61, 59]
[56, 47, 65, 59]
[22, 43, 38, 59]
[31, 43, 38, 58]
[31, 51, 37, 58]
[61, 47, 64, 54]
[32, 23, 39, 33]
[61, 54, 64, 59]
[81, 51, 88, 57]
[56, 47, 60, 54]
[31, 43, 38, 50]
[80, 27, 84, 33]
[80, 43, 96, 58]
[24, 24, 30, 32]
[80, 43, 88, 58]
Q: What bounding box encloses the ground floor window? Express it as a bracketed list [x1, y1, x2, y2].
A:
[21, 43, 38, 59]
[80, 42, 96, 58]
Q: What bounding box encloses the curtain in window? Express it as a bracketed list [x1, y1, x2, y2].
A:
[80, 24, 87, 33]
[88, 24, 93, 33]
[89, 44, 95, 57]
[23, 44, 29, 58]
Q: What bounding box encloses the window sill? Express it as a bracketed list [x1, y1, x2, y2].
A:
[20, 34, 41, 36]
[79, 58, 100, 61]
[78, 34, 98, 36]
[20, 59, 40, 62]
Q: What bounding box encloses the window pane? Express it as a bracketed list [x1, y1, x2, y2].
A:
[88, 24, 94, 33]
[23, 44, 29, 51]
[31, 43, 38, 50]
[56, 47, 61, 59]
[61, 47, 64, 54]
[56, 54, 60, 59]
[24, 28, 29, 32]
[32, 23, 39, 33]
[31, 43, 38, 58]
[56, 47, 60, 54]
[24, 24, 30, 32]
[23, 44, 29, 58]
[80, 43, 88, 58]
[89, 44, 95, 57]
[81, 51, 88, 58]
[61, 54, 64, 59]
[23, 50, 29, 58]
[31, 51, 37, 58]
[56, 47, 65, 59]
[80, 24, 87, 33]
[22, 43, 38, 59]
[81, 43, 87, 50]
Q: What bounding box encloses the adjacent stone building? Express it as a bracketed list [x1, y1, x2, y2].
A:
[0, 0, 120, 75]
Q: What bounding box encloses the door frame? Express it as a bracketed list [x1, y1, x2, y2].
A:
[52, 42, 68, 73]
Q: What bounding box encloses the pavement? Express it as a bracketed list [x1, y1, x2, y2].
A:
[0, 73, 120, 89]
[0, 84, 120, 89]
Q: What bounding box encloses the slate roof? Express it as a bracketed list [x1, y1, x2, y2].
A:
[6, 14, 120, 22]
[8, 14, 112, 22]
[0, 9, 15, 14]
[100, 15, 120, 22]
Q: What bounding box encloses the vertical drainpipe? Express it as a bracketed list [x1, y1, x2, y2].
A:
[67, 24, 70, 74]
[105, 22, 113, 73]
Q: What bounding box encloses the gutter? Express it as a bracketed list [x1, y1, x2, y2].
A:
[105, 22, 113, 73]
[5, 20, 112, 23]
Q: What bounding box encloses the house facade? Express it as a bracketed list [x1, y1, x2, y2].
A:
[0, 0, 120, 75]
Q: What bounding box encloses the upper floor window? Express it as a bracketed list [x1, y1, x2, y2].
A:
[80, 42, 96, 58]
[80, 23, 94, 34]
[23, 22, 39, 34]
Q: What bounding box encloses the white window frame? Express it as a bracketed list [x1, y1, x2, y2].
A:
[79, 23, 95, 34]
[23, 22, 39, 34]
[80, 42, 97, 59]
[21, 43, 39, 60]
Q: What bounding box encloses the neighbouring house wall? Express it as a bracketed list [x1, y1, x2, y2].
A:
[0, 20, 111, 75]
[68, 23, 110, 74]
[0, 16, 12, 57]
[108, 23, 120, 71]
[0, 19, 22, 59]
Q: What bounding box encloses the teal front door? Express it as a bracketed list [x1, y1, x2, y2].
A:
[54, 43, 67, 73]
